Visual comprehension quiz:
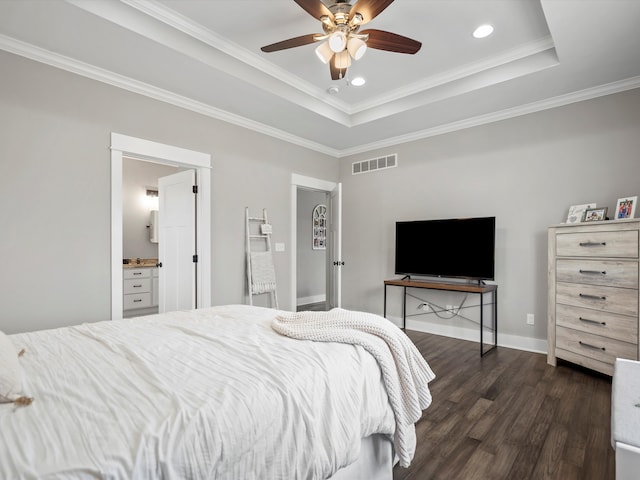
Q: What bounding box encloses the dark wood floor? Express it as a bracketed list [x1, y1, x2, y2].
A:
[393, 330, 614, 480]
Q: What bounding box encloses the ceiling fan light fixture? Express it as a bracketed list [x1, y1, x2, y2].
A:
[315, 41, 333, 64]
[320, 15, 333, 28]
[334, 50, 352, 69]
[473, 24, 494, 39]
[328, 31, 347, 53]
[347, 37, 367, 61]
[350, 12, 364, 26]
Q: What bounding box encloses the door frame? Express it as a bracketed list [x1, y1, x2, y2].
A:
[290, 173, 339, 310]
[111, 133, 211, 320]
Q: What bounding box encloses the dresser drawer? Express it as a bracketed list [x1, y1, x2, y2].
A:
[556, 259, 638, 288]
[556, 326, 637, 366]
[124, 268, 152, 279]
[556, 230, 638, 258]
[556, 282, 638, 317]
[123, 293, 152, 310]
[556, 304, 638, 343]
[124, 278, 151, 294]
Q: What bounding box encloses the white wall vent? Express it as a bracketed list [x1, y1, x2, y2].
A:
[352, 154, 397, 175]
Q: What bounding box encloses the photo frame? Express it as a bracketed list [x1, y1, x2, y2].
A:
[566, 203, 596, 224]
[615, 196, 637, 220]
[584, 207, 608, 222]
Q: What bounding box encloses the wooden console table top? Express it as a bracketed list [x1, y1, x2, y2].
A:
[383, 279, 497, 294]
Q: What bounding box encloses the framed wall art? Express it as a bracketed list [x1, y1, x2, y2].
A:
[312, 204, 327, 250]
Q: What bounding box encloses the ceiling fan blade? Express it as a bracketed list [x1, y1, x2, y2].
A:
[294, 0, 333, 20]
[261, 33, 318, 52]
[330, 57, 347, 80]
[361, 29, 421, 54]
[350, 0, 395, 24]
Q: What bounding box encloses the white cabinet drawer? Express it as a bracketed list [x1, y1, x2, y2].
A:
[556, 282, 638, 317]
[124, 268, 152, 279]
[124, 278, 151, 294]
[556, 230, 638, 258]
[123, 293, 152, 310]
[556, 259, 638, 288]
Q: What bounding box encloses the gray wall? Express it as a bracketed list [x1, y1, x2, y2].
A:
[339, 88, 640, 349]
[0, 51, 338, 334]
[2, 46, 640, 352]
[122, 158, 179, 259]
[296, 189, 327, 304]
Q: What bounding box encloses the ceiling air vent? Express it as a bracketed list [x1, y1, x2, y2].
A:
[352, 154, 397, 175]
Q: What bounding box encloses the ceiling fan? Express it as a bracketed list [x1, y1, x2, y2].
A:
[260, 0, 421, 81]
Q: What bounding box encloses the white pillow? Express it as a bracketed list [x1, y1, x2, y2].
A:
[0, 330, 23, 403]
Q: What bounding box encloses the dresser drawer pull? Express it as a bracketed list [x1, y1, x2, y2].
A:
[579, 241, 607, 247]
[578, 340, 605, 351]
[133, 299, 143, 303]
[579, 317, 606, 326]
[133, 284, 143, 288]
[579, 269, 606, 275]
[133, 272, 143, 275]
[579, 293, 607, 301]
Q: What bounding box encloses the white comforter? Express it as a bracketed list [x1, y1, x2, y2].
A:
[0, 305, 396, 479]
[273, 308, 436, 468]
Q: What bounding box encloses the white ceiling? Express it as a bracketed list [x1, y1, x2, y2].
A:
[1, 0, 639, 157]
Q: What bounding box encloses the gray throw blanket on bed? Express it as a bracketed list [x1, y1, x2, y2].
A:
[272, 308, 436, 467]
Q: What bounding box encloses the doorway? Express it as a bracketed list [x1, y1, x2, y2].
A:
[122, 158, 182, 318]
[290, 174, 342, 311]
[296, 188, 328, 311]
[110, 133, 211, 320]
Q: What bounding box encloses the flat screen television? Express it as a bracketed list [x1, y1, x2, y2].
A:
[395, 216, 496, 281]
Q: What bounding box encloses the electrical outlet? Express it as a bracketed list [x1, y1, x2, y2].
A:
[527, 313, 535, 325]
[420, 303, 430, 312]
[446, 304, 454, 313]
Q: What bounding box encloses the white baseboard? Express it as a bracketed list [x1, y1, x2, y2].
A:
[297, 294, 326, 306]
[387, 315, 547, 354]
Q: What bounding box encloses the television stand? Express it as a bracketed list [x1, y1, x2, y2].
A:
[383, 278, 498, 356]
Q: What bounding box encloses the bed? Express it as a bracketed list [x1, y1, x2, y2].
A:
[0, 304, 434, 479]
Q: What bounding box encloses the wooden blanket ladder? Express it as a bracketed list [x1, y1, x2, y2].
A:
[245, 207, 278, 309]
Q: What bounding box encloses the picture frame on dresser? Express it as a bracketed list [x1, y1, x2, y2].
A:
[566, 203, 596, 224]
[615, 196, 637, 220]
[584, 207, 608, 222]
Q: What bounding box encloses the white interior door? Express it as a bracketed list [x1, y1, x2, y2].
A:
[158, 169, 196, 313]
[327, 182, 342, 309]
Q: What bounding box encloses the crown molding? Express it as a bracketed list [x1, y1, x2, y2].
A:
[0, 34, 340, 157]
[337, 75, 640, 157]
[349, 36, 557, 114]
[1, 33, 639, 159]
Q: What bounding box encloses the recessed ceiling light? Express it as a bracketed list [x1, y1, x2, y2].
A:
[473, 24, 494, 39]
[350, 77, 366, 87]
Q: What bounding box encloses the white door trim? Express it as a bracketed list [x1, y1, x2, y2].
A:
[111, 133, 211, 320]
[290, 173, 338, 310]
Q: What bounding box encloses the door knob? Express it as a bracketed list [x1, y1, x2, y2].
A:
[157, 262, 163, 268]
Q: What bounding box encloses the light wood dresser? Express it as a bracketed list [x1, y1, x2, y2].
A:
[548, 219, 640, 375]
